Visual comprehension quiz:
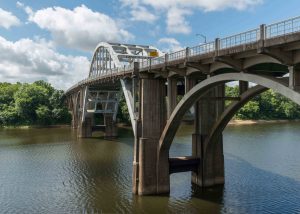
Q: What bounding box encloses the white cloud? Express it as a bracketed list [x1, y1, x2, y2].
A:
[166, 7, 191, 34]
[130, 6, 157, 23]
[0, 36, 89, 90]
[121, 0, 263, 34]
[133, 0, 263, 11]
[23, 4, 133, 52]
[0, 8, 20, 29]
[158, 37, 184, 52]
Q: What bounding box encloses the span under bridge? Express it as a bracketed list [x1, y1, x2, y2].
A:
[65, 16, 300, 195]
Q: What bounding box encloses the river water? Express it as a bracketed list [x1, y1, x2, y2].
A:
[0, 122, 300, 213]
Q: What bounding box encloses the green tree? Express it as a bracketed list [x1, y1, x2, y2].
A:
[36, 105, 52, 125]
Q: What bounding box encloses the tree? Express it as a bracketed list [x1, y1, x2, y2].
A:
[36, 105, 52, 125]
[0, 81, 71, 126]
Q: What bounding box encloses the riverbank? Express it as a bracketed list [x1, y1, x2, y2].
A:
[119, 119, 300, 128]
[1, 120, 300, 129]
[228, 119, 300, 125]
[0, 124, 71, 129]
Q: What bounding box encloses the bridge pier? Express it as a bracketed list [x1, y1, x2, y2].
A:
[135, 74, 167, 195]
[289, 66, 300, 91]
[78, 115, 93, 138]
[167, 77, 178, 118]
[104, 114, 117, 138]
[192, 84, 225, 187]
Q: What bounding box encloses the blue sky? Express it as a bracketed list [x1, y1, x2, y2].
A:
[0, 0, 300, 89]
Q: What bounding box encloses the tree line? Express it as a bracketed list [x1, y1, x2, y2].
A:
[0, 81, 71, 126]
[226, 85, 300, 120]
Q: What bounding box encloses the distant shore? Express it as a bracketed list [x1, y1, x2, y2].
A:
[0, 125, 71, 129]
[228, 119, 300, 125]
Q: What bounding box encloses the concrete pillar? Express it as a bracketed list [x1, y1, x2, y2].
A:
[192, 84, 225, 187]
[104, 114, 117, 138]
[77, 87, 93, 138]
[289, 66, 300, 91]
[167, 77, 177, 118]
[71, 94, 78, 129]
[78, 116, 92, 138]
[239, 81, 249, 95]
[184, 76, 196, 94]
[137, 74, 166, 195]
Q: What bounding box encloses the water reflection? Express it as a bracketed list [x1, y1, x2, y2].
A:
[0, 122, 299, 213]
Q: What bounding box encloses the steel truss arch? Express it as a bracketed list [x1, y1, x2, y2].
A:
[88, 42, 162, 77]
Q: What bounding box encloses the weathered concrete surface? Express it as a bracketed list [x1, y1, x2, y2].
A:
[192, 85, 225, 187]
[167, 77, 177, 118]
[137, 75, 167, 195]
[104, 114, 117, 138]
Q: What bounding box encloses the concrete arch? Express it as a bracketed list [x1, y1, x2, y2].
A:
[210, 62, 233, 73]
[158, 73, 300, 156]
[203, 84, 269, 155]
[243, 55, 281, 69]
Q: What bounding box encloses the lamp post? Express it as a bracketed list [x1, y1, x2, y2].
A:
[196, 34, 207, 43]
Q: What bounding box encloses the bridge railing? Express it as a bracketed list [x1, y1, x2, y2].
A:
[151, 56, 165, 66]
[140, 59, 150, 69]
[220, 28, 260, 49]
[168, 49, 186, 62]
[266, 15, 300, 38]
[189, 41, 215, 56]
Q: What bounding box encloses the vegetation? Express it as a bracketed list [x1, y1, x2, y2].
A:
[226, 85, 300, 120]
[0, 81, 71, 126]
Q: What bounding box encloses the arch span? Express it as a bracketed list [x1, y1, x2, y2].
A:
[158, 73, 300, 155]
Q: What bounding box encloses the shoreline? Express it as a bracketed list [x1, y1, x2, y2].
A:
[0, 124, 71, 129]
[228, 119, 300, 125]
[1, 120, 300, 129]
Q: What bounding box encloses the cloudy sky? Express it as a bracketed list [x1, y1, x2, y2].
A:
[0, 0, 300, 89]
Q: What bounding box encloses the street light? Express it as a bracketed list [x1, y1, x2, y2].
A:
[196, 34, 207, 43]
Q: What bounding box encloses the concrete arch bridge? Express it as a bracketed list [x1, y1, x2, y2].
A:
[65, 16, 300, 195]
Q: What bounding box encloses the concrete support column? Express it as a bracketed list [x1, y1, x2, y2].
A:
[289, 66, 300, 91]
[185, 76, 196, 93]
[71, 95, 78, 129]
[78, 115, 92, 138]
[192, 84, 225, 187]
[78, 87, 93, 138]
[239, 81, 249, 95]
[167, 77, 177, 118]
[104, 114, 117, 138]
[136, 74, 166, 195]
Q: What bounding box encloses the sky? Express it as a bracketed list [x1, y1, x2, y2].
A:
[0, 0, 300, 89]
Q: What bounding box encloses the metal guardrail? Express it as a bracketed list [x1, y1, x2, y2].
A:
[66, 15, 300, 94]
[220, 28, 260, 49]
[266, 16, 300, 38]
[168, 50, 186, 62]
[190, 42, 215, 56]
[140, 59, 150, 68]
[152, 56, 165, 66]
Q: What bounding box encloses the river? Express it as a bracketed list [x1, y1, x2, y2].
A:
[0, 122, 300, 213]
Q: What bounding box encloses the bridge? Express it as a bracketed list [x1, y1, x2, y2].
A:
[65, 16, 300, 195]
